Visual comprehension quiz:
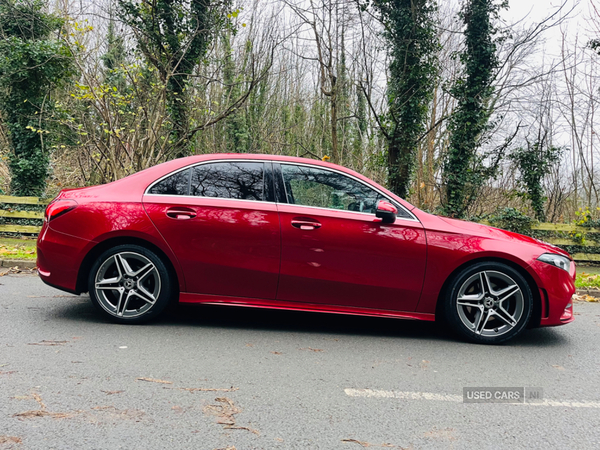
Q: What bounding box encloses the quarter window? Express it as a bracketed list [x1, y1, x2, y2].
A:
[148, 168, 190, 195]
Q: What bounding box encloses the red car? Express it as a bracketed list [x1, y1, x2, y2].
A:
[37, 154, 575, 344]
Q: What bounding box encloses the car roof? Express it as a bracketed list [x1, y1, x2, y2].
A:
[104, 153, 416, 212]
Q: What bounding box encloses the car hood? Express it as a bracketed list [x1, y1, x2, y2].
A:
[430, 215, 571, 258]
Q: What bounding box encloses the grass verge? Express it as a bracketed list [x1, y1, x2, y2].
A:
[576, 270, 600, 289]
[0, 237, 36, 261]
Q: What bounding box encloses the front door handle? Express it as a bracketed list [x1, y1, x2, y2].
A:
[291, 219, 322, 230]
[166, 207, 197, 220]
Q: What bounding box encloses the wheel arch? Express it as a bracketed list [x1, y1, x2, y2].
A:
[434, 256, 542, 328]
[76, 236, 181, 297]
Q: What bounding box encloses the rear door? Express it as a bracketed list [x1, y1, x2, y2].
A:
[143, 160, 280, 299]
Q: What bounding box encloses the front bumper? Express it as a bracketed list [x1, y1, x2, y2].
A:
[529, 259, 576, 327]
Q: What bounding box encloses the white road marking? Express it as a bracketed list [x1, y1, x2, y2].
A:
[344, 388, 600, 409]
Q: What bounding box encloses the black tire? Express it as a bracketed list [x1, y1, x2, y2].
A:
[442, 262, 533, 344]
[88, 244, 174, 324]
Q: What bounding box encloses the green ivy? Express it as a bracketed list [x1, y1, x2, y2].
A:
[117, 0, 233, 158]
[0, 0, 74, 196]
[222, 32, 249, 153]
[509, 142, 562, 222]
[441, 0, 506, 218]
[373, 0, 439, 199]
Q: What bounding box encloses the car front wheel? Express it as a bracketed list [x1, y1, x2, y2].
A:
[442, 262, 533, 344]
[88, 244, 173, 324]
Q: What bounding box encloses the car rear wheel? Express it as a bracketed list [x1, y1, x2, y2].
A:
[442, 262, 533, 344]
[88, 244, 173, 324]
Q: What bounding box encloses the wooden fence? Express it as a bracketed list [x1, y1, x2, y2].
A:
[0, 195, 47, 234]
[1, 195, 600, 262]
[529, 223, 600, 263]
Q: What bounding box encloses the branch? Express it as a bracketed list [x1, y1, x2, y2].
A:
[358, 80, 389, 140]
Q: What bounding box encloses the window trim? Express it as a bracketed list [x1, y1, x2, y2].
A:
[277, 161, 418, 222]
[144, 158, 418, 222]
[145, 159, 268, 202]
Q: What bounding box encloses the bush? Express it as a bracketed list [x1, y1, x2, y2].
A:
[487, 207, 534, 235]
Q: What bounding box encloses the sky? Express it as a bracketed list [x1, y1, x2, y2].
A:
[503, 0, 592, 60]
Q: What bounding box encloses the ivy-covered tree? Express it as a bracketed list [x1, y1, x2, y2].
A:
[117, 0, 232, 158]
[373, 0, 438, 198]
[352, 76, 367, 163]
[441, 0, 505, 218]
[101, 14, 127, 90]
[223, 32, 249, 152]
[510, 142, 562, 222]
[0, 0, 74, 196]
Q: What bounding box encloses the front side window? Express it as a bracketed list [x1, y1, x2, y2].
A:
[190, 162, 265, 201]
[281, 164, 384, 214]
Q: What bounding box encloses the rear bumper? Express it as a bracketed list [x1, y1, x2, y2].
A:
[37, 222, 92, 294]
[529, 259, 576, 327]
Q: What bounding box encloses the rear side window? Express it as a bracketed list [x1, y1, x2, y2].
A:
[148, 168, 190, 195]
[190, 162, 265, 201]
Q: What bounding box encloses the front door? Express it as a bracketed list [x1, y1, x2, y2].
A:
[275, 163, 427, 312]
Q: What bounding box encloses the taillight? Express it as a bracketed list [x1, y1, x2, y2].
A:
[44, 199, 78, 222]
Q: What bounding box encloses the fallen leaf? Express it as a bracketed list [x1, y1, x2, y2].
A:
[0, 435, 22, 446]
[12, 391, 76, 420]
[342, 439, 396, 448]
[136, 377, 172, 384]
[28, 340, 68, 346]
[101, 390, 124, 395]
[171, 386, 238, 393]
[300, 347, 324, 352]
[31, 392, 46, 410]
[572, 294, 599, 302]
[203, 397, 259, 435]
[89, 406, 145, 421]
[13, 410, 73, 419]
[423, 427, 457, 441]
[270, 351, 282, 355]
[552, 365, 565, 371]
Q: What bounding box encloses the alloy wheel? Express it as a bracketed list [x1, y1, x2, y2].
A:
[94, 251, 162, 318]
[455, 270, 525, 337]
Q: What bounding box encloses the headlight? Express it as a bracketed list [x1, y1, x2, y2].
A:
[537, 253, 571, 272]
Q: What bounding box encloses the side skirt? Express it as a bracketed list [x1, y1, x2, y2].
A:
[179, 293, 436, 322]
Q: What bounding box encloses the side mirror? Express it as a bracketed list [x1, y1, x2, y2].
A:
[375, 200, 397, 224]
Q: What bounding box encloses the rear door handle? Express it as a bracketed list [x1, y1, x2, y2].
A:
[291, 219, 322, 230]
[166, 207, 197, 220]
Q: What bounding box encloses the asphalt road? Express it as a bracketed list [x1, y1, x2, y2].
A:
[1, 271, 600, 450]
